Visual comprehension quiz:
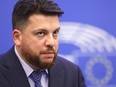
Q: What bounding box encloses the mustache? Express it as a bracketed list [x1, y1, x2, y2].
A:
[46, 45, 57, 51]
[41, 46, 57, 53]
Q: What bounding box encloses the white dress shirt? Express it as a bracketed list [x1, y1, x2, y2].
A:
[14, 46, 48, 87]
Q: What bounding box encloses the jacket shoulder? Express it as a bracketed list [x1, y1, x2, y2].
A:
[56, 56, 78, 68]
[55, 56, 86, 87]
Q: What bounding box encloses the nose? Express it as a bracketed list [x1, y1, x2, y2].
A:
[45, 35, 55, 47]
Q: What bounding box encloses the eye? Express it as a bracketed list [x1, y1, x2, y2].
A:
[36, 32, 46, 37]
[53, 30, 59, 37]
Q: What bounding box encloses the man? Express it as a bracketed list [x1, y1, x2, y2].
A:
[0, 0, 86, 87]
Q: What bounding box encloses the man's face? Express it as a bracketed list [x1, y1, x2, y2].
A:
[13, 14, 60, 70]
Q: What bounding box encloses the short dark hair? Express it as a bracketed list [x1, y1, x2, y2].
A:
[12, 0, 64, 30]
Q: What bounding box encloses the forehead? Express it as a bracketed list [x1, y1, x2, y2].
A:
[26, 14, 60, 31]
[29, 14, 59, 24]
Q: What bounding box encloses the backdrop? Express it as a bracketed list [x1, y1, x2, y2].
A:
[0, 0, 116, 87]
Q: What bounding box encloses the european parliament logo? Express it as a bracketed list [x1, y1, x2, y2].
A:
[58, 22, 116, 87]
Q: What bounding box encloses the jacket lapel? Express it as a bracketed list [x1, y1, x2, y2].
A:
[48, 58, 64, 87]
[1, 47, 30, 87]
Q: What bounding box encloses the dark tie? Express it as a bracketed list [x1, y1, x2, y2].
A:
[30, 70, 45, 87]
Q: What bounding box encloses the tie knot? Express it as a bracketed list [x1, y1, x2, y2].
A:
[30, 70, 46, 87]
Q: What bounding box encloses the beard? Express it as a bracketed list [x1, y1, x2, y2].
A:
[20, 43, 57, 70]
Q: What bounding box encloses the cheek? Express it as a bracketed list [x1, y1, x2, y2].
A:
[56, 40, 59, 47]
[33, 43, 42, 51]
[53, 40, 58, 49]
[30, 41, 44, 52]
[56, 42, 58, 48]
[21, 37, 39, 49]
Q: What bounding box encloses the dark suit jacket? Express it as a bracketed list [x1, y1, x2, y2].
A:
[0, 47, 86, 87]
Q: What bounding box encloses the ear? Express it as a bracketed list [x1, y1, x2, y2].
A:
[12, 29, 22, 46]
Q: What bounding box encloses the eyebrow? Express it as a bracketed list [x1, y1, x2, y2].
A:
[55, 27, 60, 31]
[32, 27, 61, 33]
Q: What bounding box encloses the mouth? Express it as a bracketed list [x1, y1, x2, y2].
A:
[41, 52, 55, 58]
